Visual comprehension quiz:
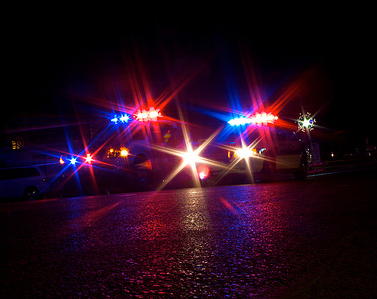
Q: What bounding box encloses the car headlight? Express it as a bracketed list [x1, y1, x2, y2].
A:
[234, 148, 257, 158]
[120, 148, 129, 157]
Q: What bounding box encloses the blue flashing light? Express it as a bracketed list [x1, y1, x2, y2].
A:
[69, 157, 78, 165]
[119, 114, 130, 123]
[111, 115, 119, 124]
[228, 117, 251, 126]
[111, 114, 131, 124]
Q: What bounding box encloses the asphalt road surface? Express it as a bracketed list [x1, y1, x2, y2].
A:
[1, 168, 376, 298]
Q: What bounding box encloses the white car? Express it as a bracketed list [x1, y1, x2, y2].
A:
[0, 166, 49, 200]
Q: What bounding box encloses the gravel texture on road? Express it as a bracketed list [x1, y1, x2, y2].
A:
[1, 169, 376, 298]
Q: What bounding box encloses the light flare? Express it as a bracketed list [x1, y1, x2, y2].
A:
[85, 154, 93, 164]
[153, 124, 226, 190]
[120, 148, 129, 157]
[69, 157, 78, 165]
[183, 150, 199, 164]
[297, 112, 316, 132]
[214, 137, 264, 185]
[235, 147, 257, 159]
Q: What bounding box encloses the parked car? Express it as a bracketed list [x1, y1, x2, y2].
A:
[0, 166, 49, 200]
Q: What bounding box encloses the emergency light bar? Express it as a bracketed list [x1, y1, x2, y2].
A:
[228, 112, 278, 126]
[111, 107, 162, 124]
[59, 154, 91, 166]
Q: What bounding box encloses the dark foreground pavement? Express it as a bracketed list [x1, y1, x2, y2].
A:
[1, 168, 376, 298]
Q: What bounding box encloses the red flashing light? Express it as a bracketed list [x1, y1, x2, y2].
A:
[135, 107, 162, 122]
[85, 154, 93, 164]
[250, 112, 278, 126]
[197, 164, 210, 180]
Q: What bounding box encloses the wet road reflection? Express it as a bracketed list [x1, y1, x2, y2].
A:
[1, 171, 376, 297]
[176, 189, 214, 296]
[111, 185, 326, 297]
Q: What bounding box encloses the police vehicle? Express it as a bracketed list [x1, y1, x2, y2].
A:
[58, 108, 191, 194]
[196, 112, 312, 184]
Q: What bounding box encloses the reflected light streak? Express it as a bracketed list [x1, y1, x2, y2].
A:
[220, 197, 240, 216]
[240, 44, 265, 112]
[124, 44, 206, 124]
[74, 106, 99, 195]
[268, 69, 314, 117]
[156, 63, 207, 111]
[58, 201, 121, 241]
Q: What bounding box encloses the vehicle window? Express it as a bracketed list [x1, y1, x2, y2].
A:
[274, 126, 298, 141]
[0, 167, 40, 180]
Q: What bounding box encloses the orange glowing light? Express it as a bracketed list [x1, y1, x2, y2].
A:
[120, 148, 129, 157]
[234, 147, 257, 158]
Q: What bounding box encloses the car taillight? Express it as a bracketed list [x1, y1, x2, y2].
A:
[197, 164, 210, 180]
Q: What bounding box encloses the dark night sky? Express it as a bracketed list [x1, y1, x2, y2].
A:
[3, 10, 374, 142]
